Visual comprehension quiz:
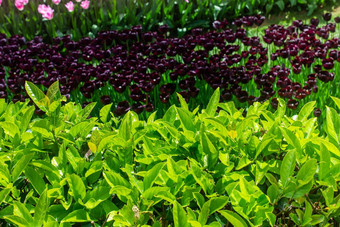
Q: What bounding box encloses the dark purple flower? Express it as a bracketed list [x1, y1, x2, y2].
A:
[323, 13, 332, 22]
[314, 108, 321, 117]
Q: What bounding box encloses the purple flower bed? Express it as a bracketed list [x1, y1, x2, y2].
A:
[0, 14, 339, 116]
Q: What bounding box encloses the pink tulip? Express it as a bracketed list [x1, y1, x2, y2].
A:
[0, 0, 2, 6]
[80, 0, 89, 9]
[38, 4, 54, 20]
[65, 1, 74, 12]
[52, 0, 61, 5]
[185, 0, 189, 2]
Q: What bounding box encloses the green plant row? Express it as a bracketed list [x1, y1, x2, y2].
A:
[0, 82, 339, 226]
[0, 0, 337, 40]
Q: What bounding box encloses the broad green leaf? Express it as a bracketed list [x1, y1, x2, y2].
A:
[67, 174, 86, 201]
[325, 106, 339, 144]
[321, 187, 334, 206]
[144, 162, 166, 190]
[12, 153, 34, 181]
[296, 159, 317, 185]
[103, 171, 131, 188]
[312, 138, 340, 157]
[84, 186, 111, 209]
[173, 201, 189, 227]
[13, 201, 33, 224]
[0, 188, 11, 205]
[201, 132, 218, 169]
[177, 108, 195, 132]
[46, 81, 60, 102]
[24, 166, 45, 195]
[219, 210, 247, 227]
[177, 93, 189, 111]
[25, 81, 49, 112]
[0, 122, 20, 138]
[280, 150, 296, 187]
[205, 87, 220, 116]
[208, 196, 229, 214]
[319, 143, 330, 181]
[3, 215, 29, 226]
[193, 192, 205, 209]
[198, 200, 210, 225]
[81, 102, 96, 120]
[302, 201, 312, 226]
[61, 210, 91, 223]
[119, 112, 132, 141]
[297, 101, 315, 122]
[280, 127, 302, 155]
[276, 0, 285, 10]
[100, 103, 112, 123]
[331, 96, 340, 109]
[33, 189, 49, 227]
[20, 106, 35, 134]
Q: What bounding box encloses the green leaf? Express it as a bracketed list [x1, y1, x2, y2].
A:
[0, 188, 11, 205]
[177, 93, 189, 111]
[219, 210, 247, 227]
[0, 122, 20, 138]
[12, 153, 34, 181]
[297, 101, 315, 122]
[193, 192, 205, 209]
[100, 103, 112, 123]
[331, 96, 340, 109]
[280, 127, 302, 155]
[61, 210, 91, 223]
[198, 200, 210, 225]
[173, 201, 189, 227]
[103, 171, 131, 188]
[13, 201, 34, 224]
[67, 174, 86, 201]
[201, 132, 218, 169]
[3, 215, 29, 226]
[319, 143, 330, 181]
[209, 196, 229, 214]
[325, 106, 339, 144]
[20, 106, 35, 134]
[296, 159, 317, 185]
[33, 189, 49, 227]
[119, 112, 132, 141]
[205, 87, 220, 116]
[81, 102, 96, 120]
[25, 81, 48, 112]
[280, 150, 296, 187]
[276, 0, 285, 10]
[302, 201, 312, 226]
[144, 162, 166, 190]
[24, 166, 45, 195]
[177, 108, 195, 132]
[46, 81, 60, 102]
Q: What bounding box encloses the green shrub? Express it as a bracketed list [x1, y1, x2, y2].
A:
[0, 83, 339, 226]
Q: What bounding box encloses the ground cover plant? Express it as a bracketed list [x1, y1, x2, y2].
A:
[0, 0, 337, 41]
[0, 83, 339, 226]
[0, 14, 340, 119]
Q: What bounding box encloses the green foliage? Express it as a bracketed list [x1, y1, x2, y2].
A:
[0, 0, 337, 40]
[0, 84, 339, 226]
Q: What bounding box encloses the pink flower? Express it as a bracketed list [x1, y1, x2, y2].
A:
[15, 0, 25, 10]
[52, 0, 61, 5]
[76, 0, 81, 2]
[185, 0, 189, 2]
[0, 0, 2, 6]
[38, 4, 54, 20]
[65, 1, 74, 12]
[80, 0, 89, 9]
